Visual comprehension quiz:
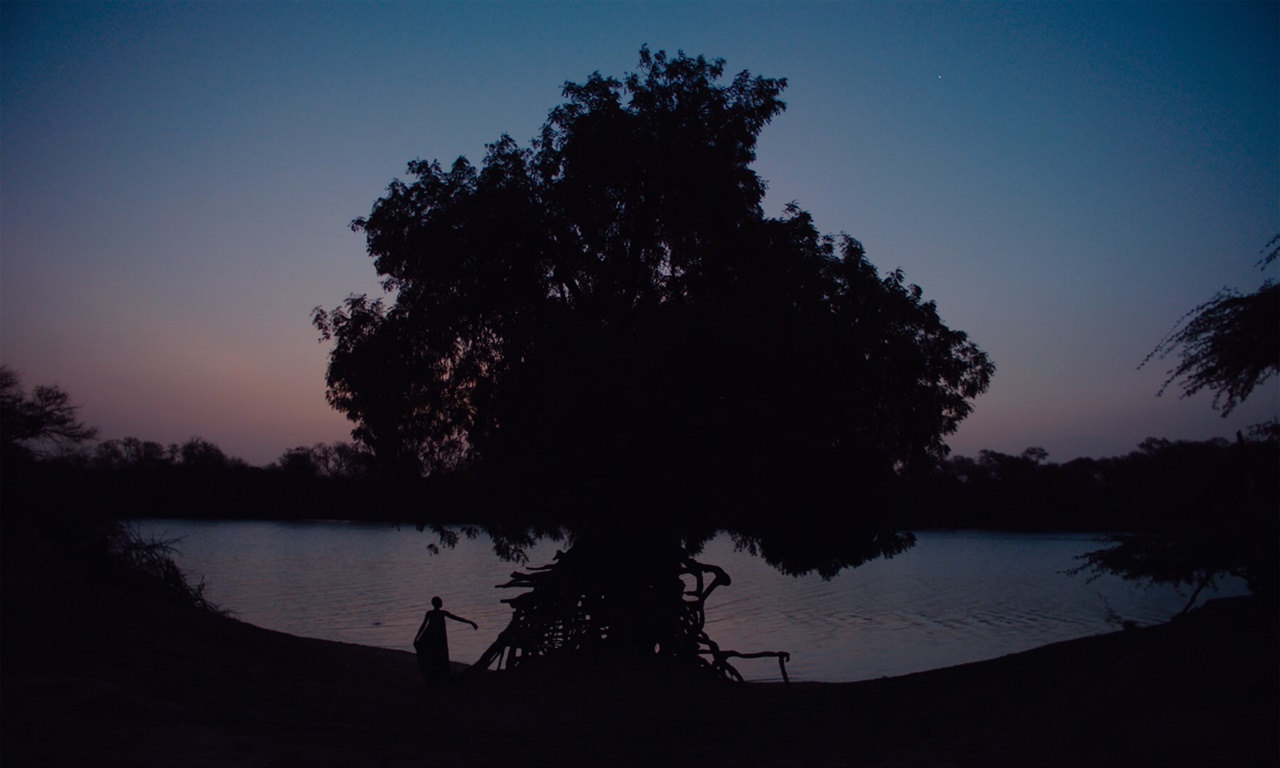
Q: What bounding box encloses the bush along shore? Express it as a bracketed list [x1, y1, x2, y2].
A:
[2, 525, 1276, 768]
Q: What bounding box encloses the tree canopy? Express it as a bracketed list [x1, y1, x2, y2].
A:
[315, 48, 994, 577]
[1143, 235, 1279, 415]
[0, 365, 97, 461]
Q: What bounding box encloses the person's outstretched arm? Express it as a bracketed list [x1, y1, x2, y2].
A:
[444, 611, 478, 629]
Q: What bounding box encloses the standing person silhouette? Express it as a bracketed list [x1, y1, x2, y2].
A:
[413, 596, 477, 682]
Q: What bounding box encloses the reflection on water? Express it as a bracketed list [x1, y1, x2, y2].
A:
[136, 520, 1247, 683]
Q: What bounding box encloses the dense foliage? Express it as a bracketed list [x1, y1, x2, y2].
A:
[0, 369, 225, 615]
[314, 49, 994, 576]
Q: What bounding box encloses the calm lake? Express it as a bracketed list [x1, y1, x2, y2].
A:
[135, 520, 1246, 683]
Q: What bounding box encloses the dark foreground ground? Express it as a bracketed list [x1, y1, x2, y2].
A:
[3, 533, 1276, 768]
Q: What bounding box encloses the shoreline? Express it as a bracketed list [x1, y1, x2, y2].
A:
[3, 535, 1276, 767]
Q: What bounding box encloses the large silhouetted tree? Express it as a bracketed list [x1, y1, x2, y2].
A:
[316, 49, 993, 674]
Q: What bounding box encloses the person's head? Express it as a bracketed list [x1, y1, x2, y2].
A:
[431, 596, 443, 609]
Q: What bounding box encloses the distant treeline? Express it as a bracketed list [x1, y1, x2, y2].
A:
[3, 438, 433, 529]
[5, 430, 1276, 536]
[901, 433, 1277, 532]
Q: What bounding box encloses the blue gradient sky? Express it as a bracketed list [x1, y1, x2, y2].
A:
[3, 2, 1276, 466]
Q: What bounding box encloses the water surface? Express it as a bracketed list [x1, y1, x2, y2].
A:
[136, 520, 1246, 682]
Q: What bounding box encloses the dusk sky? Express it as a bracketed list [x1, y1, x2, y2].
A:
[2, 1, 1277, 467]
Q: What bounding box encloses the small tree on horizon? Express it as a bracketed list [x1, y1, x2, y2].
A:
[1143, 236, 1279, 416]
[0, 365, 98, 460]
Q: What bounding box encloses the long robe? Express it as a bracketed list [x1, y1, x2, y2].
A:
[414, 610, 450, 681]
